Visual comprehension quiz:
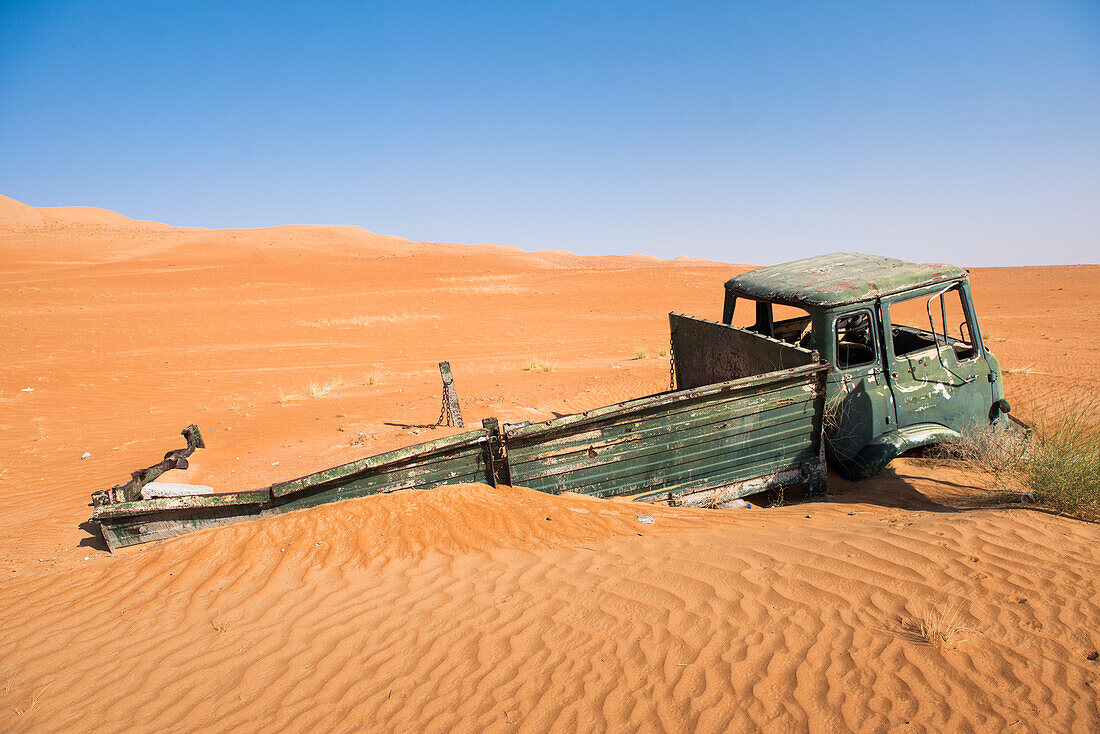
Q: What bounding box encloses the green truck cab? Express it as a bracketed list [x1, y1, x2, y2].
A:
[722, 252, 1018, 480]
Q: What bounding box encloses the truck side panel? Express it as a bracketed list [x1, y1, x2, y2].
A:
[505, 317, 827, 504]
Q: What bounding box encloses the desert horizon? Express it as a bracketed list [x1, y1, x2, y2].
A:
[1, 194, 1097, 732]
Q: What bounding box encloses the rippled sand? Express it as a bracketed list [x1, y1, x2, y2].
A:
[1, 195, 1097, 732]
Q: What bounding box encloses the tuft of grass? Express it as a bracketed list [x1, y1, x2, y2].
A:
[1002, 365, 1037, 375]
[448, 284, 526, 295]
[940, 396, 1100, 521]
[904, 603, 967, 647]
[1023, 399, 1100, 520]
[934, 420, 1031, 486]
[9, 683, 51, 717]
[364, 372, 381, 386]
[295, 313, 429, 328]
[526, 358, 555, 373]
[3, 669, 16, 694]
[306, 380, 332, 399]
[210, 620, 228, 635]
[633, 346, 648, 360]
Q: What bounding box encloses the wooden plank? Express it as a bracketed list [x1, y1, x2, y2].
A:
[512, 424, 818, 494]
[503, 362, 825, 440]
[506, 404, 816, 478]
[272, 427, 488, 497]
[505, 390, 817, 468]
[504, 376, 817, 455]
[670, 312, 818, 389]
[92, 490, 271, 520]
[269, 456, 489, 512]
[439, 361, 464, 428]
[99, 503, 265, 550]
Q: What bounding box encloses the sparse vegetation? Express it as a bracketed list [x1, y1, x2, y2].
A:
[306, 379, 336, 399]
[933, 420, 1030, 486]
[295, 313, 428, 328]
[447, 284, 526, 295]
[904, 603, 967, 647]
[1022, 401, 1100, 520]
[633, 346, 648, 360]
[526, 358, 555, 373]
[937, 397, 1100, 521]
[9, 683, 51, 717]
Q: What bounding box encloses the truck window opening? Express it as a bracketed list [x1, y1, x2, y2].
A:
[730, 298, 813, 348]
[835, 312, 875, 368]
[888, 286, 977, 360]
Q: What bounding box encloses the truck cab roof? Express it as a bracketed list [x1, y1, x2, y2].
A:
[725, 252, 968, 309]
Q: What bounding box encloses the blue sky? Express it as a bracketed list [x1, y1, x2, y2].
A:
[1, 1, 1097, 265]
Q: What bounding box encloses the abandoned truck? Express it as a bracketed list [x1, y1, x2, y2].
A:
[90, 252, 1020, 550]
[721, 252, 1023, 480]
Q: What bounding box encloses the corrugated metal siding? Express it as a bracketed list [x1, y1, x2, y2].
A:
[504, 367, 825, 499]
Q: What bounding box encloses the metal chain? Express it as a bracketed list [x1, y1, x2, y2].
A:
[434, 390, 452, 428]
[668, 332, 677, 391]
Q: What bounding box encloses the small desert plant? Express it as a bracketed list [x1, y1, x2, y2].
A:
[905, 603, 967, 647]
[934, 420, 1031, 486]
[9, 683, 51, 717]
[939, 397, 1099, 521]
[633, 346, 648, 360]
[364, 372, 381, 386]
[526, 358, 555, 373]
[1022, 400, 1100, 520]
[306, 377, 345, 398]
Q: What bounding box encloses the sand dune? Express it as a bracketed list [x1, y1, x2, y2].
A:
[0, 196, 1097, 732]
[1, 482, 1097, 732]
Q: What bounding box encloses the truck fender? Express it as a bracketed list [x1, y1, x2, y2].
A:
[831, 424, 961, 481]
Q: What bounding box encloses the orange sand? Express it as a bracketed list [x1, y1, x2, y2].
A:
[1, 194, 1097, 732]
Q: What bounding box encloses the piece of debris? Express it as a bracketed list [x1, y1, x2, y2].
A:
[729, 499, 752, 509]
[140, 482, 215, 500]
[80, 451, 92, 460]
[270, 461, 280, 466]
[1020, 492, 1036, 504]
[637, 515, 654, 524]
[20, 387, 34, 392]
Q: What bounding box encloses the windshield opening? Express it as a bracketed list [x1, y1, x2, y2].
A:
[888, 285, 977, 360]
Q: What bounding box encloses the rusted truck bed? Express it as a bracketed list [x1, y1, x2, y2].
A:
[92, 314, 828, 550]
